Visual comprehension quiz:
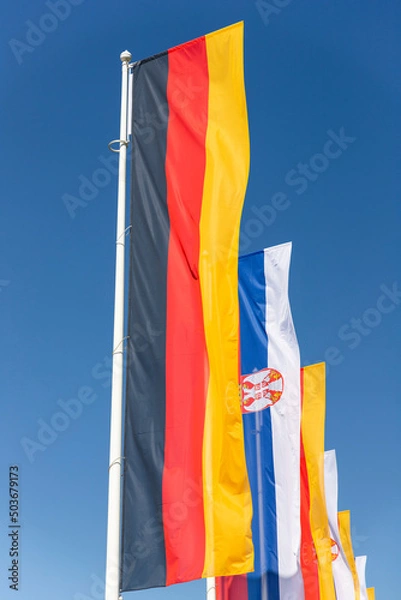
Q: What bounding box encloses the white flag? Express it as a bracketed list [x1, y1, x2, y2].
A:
[324, 450, 355, 599]
[356, 556, 368, 600]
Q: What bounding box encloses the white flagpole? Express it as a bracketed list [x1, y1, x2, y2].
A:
[207, 577, 216, 600]
[105, 49, 132, 600]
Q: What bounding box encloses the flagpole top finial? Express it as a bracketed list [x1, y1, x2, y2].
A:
[120, 50, 132, 63]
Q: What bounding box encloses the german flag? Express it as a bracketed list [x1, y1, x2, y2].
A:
[121, 23, 253, 592]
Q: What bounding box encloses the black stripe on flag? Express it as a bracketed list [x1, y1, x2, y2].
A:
[121, 52, 170, 592]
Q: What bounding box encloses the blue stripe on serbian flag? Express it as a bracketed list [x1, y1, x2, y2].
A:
[239, 247, 276, 600]
[238, 242, 303, 600]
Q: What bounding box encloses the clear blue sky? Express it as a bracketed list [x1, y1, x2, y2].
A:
[1, 1, 400, 598]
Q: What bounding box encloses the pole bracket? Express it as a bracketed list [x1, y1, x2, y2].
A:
[108, 139, 129, 153]
[112, 336, 129, 356]
[108, 456, 125, 472]
[116, 225, 132, 245]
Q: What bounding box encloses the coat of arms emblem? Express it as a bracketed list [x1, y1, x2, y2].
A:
[240, 367, 284, 413]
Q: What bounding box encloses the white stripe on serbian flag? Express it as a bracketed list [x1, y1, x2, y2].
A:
[237, 242, 304, 600]
[356, 556, 368, 600]
[324, 450, 355, 600]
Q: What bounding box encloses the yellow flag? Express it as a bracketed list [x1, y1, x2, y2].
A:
[367, 588, 375, 600]
[301, 363, 335, 599]
[338, 511, 361, 600]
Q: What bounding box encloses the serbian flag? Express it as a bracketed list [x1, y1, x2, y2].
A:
[367, 588, 375, 600]
[121, 22, 253, 591]
[217, 242, 304, 600]
[356, 556, 368, 600]
[324, 450, 355, 600]
[338, 511, 361, 600]
[301, 364, 336, 600]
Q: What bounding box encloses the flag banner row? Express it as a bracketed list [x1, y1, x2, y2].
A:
[216, 247, 374, 600]
[121, 21, 253, 591]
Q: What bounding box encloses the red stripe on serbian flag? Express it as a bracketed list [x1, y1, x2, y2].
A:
[163, 35, 209, 586]
[216, 575, 248, 600]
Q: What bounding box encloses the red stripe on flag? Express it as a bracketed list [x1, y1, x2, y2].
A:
[300, 369, 321, 599]
[163, 36, 210, 585]
[216, 575, 248, 600]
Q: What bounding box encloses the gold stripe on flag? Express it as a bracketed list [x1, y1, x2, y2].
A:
[338, 511, 361, 600]
[302, 363, 336, 600]
[200, 21, 253, 577]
